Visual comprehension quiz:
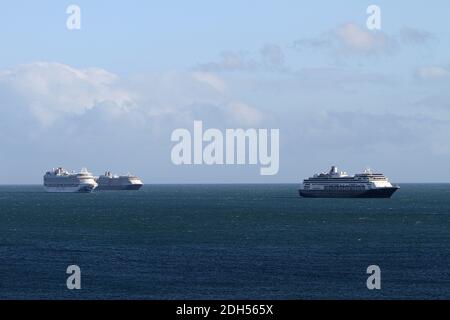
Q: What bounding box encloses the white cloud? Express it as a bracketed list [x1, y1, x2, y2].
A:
[226, 102, 264, 126]
[0, 62, 274, 183]
[0, 60, 449, 183]
[0, 62, 268, 137]
[192, 71, 228, 94]
[0, 62, 133, 126]
[334, 23, 396, 55]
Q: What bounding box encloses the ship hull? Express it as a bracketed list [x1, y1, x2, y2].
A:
[299, 187, 399, 198]
[95, 184, 143, 191]
[44, 185, 97, 193]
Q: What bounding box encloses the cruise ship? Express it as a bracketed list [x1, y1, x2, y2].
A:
[95, 172, 143, 191]
[299, 166, 399, 198]
[43, 167, 98, 193]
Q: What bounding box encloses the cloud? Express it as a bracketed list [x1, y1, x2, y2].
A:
[196, 44, 285, 73]
[293, 23, 396, 57]
[0, 60, 449, 183]
[334, 23, 397, 55]
[399, 27, 434, 45]
[0, 62, 273, 183]
[0, 62, 133, 127]
[226, 102, 264, 126]
[292, 38, 330, 51]
[286, 110, 450, 155]
[293, 24, 434, 58]
[295, 67, 393, 86]
[196, 51, 258, 72]
[0, 62, 267, 139]
[260, 44, 285, 70]
[192, 72, 228, 94]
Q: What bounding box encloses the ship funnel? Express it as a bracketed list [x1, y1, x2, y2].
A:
[330, 166, 338, 174]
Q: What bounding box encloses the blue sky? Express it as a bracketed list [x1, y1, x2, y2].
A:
[0, 1, 450, 183]
[2, 1, 449, 72]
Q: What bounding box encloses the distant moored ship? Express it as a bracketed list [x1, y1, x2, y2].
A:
[299, 166, 399, 198]
[44, 167, 98, 193]
[95, 172, 143, 191]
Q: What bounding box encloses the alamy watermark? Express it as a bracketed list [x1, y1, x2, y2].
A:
[66, 265, 81, 290]
[366, 265, 381, 290]
[66, 4, 81, 30]
[366, 5, 381, 30]
[171, 121, 280, 176]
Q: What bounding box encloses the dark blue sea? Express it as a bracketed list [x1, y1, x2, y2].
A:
[0, 184, 449, 300]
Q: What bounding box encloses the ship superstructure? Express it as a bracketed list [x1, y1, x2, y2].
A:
[95, 171, 143, 191]
[43, 167, 98, 193]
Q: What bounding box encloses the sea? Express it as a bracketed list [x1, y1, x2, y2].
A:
[0, 184, 449, 300]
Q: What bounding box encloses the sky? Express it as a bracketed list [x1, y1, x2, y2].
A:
[0, 1, 450, 183]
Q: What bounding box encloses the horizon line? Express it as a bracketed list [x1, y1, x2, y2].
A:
[1, 182, 450, 186]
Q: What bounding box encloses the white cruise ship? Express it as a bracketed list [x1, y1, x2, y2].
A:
[43, 167, 98, 193]
[95, 172, 143, 191]
[299, 166, 399, 198]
